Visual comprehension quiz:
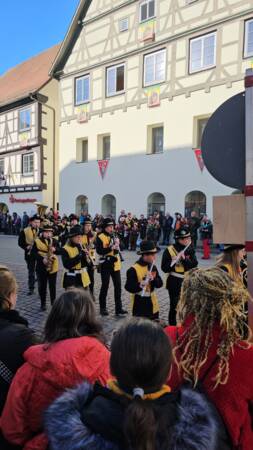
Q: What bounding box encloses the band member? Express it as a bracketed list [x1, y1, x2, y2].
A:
[61, 225, 91, 290]
[32, 225, 59, 311]
[18, 214, 41, 295]
[125, 240, 163, 320]
[81, 218, 96, 295]
[217, 244, 247, 287]
[161, 226, 198, 325]
[96, 218, 128, 317]
[58, 216, 69, 247]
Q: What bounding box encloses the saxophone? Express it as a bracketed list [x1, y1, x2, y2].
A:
[45, 239, 56, 272]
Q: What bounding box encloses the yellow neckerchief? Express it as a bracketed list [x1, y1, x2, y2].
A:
[107, 379, 171, 400]
[24, 226, 37, 245]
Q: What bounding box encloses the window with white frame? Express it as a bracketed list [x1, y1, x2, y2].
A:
[244, 19, 253, 58]
[119, 17, 129, 32]
[106, 64, 125, 96]
[75, 75, 90, 105]
[76, 139, 88, 163]
[144, 49, 166, 87]
[152, 126, 164, 153]
[139, 0, 155, 23]
[19, 108, 31, 132]
[189, 32, 216, 73]
[22, 153, 34, 176]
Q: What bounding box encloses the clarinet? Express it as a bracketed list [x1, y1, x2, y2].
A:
[141, 262, 155, 297]
[111, 233, 124, 262]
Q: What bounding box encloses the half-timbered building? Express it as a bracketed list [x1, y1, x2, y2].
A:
[0, 45, 60, 215]
[51, 0, 253, 218]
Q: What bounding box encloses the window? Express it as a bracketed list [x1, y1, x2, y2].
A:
[195, 117, 209, 148]
[144, 50, 166, 86]
[75, 75, 90, 105]
[139, 0, 155, 23]
[152, 126, 164, 153]
[106, 64, 125, 96]
[0, 158, 4, 175]
[119, 17, 129, 32]
[147, 124, 164, 154]
[244, 19, 253, 58]
[189, 32, 216, 73]
[19, 108, 31, 131]
[76, 139, 88, 163]
[102, 136, 110, 159]
[22, 153, 34, 176]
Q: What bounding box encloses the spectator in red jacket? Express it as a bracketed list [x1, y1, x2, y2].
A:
[165, 267, 253, 450]
[0, 288, 111, 450]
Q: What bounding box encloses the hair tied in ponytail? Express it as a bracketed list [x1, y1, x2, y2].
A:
[133, 387, 144, 399]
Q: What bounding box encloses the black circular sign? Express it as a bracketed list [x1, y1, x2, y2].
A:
[201, 92, 245, 190]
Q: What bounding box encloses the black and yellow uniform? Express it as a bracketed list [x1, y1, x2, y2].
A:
[32, 235, 59, 310]
[18, 220, 40, 294]
[81, 231, 96, 295]
[125, 258, 162, 320]
[161, 242, 198, 325]
[61, 242, 91, 290]
[96, 221, 126, 316]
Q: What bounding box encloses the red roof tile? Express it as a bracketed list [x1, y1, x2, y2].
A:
[0, 44, 60, 106]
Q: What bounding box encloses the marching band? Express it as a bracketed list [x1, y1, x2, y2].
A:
[17, 206, 249, 322]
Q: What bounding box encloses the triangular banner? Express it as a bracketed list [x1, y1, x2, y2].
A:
[98, 160, 109, 179]
[194, 148, 205, 172]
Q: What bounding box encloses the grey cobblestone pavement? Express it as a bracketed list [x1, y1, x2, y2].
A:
[0, 235, 216, 342]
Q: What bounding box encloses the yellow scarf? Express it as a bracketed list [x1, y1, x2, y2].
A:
[107, 379, 171, 400]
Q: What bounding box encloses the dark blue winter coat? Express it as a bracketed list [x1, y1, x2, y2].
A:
[44, 381, 226, 450]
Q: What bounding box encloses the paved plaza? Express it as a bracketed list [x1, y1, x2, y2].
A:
[0, 235, 216, 341]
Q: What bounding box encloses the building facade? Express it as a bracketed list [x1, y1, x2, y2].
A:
[51, 0, 253, 218]
[0, 45, 60, 216]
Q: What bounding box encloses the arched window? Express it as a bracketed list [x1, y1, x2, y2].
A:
[75, 195, 88, 215]
[147, 193, 165, 216]
[102, 194, 116, 218]
[0, 203, 8, 214]
[185, 191, 206, 218]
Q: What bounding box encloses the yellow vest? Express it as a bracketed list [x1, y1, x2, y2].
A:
[81, 232, 96, 260]
[63, 244, 90, 287]
[35, 238, 59, 274]
[130, 263, 159, 314]
[167, 245, 184, 274]
[98, 233, 121, 271]
[24, 226, 37, 246]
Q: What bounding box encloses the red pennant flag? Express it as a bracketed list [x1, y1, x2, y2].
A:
[98, 160, 109, 179]
[194, 149, 205, 172]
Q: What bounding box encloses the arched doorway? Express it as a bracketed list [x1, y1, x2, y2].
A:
[147, 193, 165, 216]
[0, 203, 8, 213]
[185, 191, 206, 217]
[75, 195, 88, 215]
[102, 194, 116, 218]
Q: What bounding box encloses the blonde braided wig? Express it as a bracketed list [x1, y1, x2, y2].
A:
[174, 267, 251, 389]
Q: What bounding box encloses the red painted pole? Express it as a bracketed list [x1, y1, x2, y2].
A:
[245, 69, 253, 333]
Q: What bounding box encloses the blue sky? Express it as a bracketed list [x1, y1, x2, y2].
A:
[0, 0, 80, 75]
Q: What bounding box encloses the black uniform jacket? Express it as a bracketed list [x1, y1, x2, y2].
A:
[61, 243, 90, 271]
[161, 243, 198, 285]
[125, 257, 163, 294]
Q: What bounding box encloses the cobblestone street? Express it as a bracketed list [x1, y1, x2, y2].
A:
[0, 235, 216, 341]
